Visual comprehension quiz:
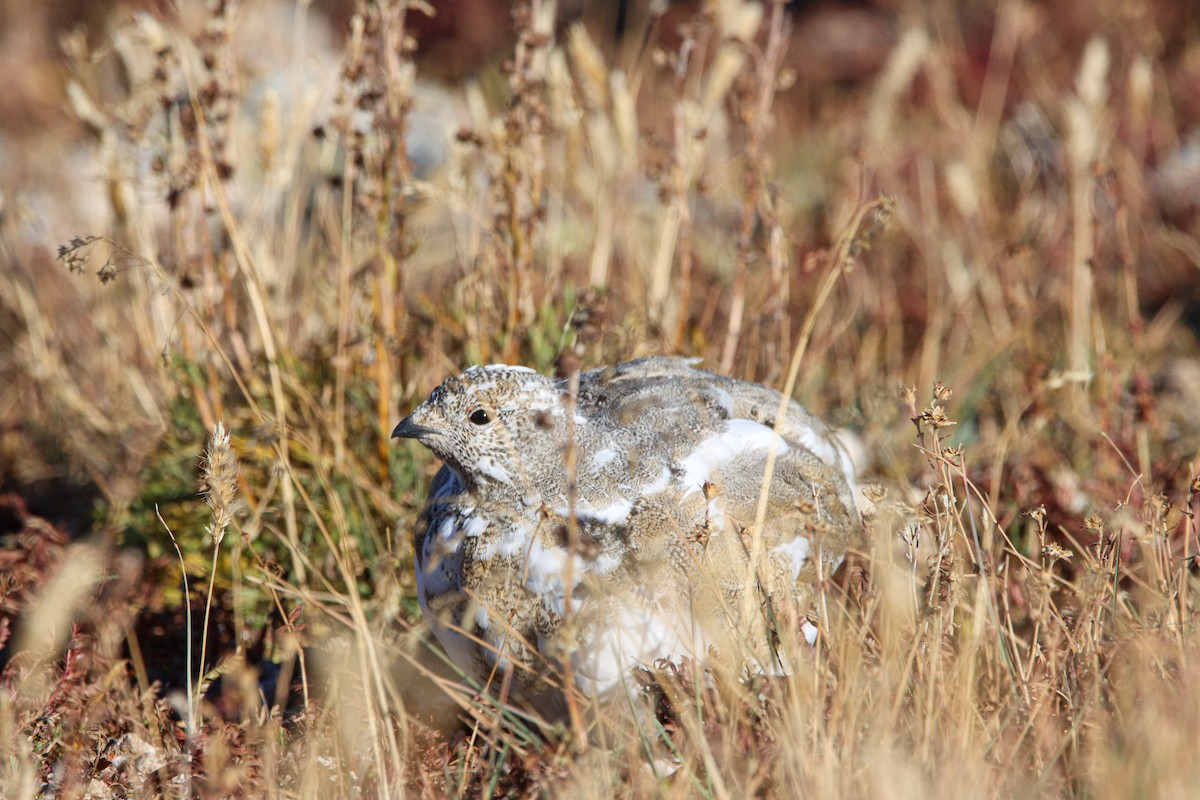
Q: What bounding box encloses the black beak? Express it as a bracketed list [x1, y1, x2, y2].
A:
[392, 414, 436, 440]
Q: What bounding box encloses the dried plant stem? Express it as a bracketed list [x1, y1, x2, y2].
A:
[559, 360, 589, 750]
[500, 0, 553, 363]
[335, 118, 357, 472]
[670, 105, 696, 351]
[374, 236, 399, 474]
[1065, 38, 1109, 389]
[286, 457, 407, 793]
[198, 544, 221, 715]
[1068, 172, 1097, 384]
[376, 2, 414, 472]
[156, 505, 195, 735]
[176, 57, 306, 582]
[967, 0, 1022, 204]
[720, 0, 788, 374]
[649, 32, 696, 327]
[650, 179, 685, 323]
[764, 192, 788, 381]
[748, 196, 891, 611]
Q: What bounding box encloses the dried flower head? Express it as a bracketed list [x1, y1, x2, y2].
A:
[914, 404, 957, 433]
[940, 444, 965, 464]
[1150, 493, 1171, 522]
[920, 484, 955, 516]
[861, 483, 888, 504]
[848, 194, 895, 259]
[1042, 543, 1072, 564]
[56, 234, 101, 275]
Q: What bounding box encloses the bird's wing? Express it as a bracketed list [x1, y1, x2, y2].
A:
[581, 359, 853, 484]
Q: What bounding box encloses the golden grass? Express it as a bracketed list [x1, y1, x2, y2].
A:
[2, 0, 1200, 796]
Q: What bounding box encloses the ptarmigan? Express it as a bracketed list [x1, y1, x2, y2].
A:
[393, 356, 858, 716]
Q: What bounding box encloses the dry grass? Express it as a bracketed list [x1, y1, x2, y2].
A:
[2, 0, 1200, 796]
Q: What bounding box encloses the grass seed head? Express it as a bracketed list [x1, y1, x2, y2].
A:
[201, 421, 239, 546]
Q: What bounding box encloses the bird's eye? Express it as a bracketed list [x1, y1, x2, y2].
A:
[468, 408, 493, 426]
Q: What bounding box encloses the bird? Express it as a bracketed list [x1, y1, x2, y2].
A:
[393, 356, 859, 717]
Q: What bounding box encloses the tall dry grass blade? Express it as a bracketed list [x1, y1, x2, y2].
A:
[1064, 36, 1111, 388]
[156, 505, 196, 737]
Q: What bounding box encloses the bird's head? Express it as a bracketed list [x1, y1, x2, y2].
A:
[393, 365, 568, 490]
